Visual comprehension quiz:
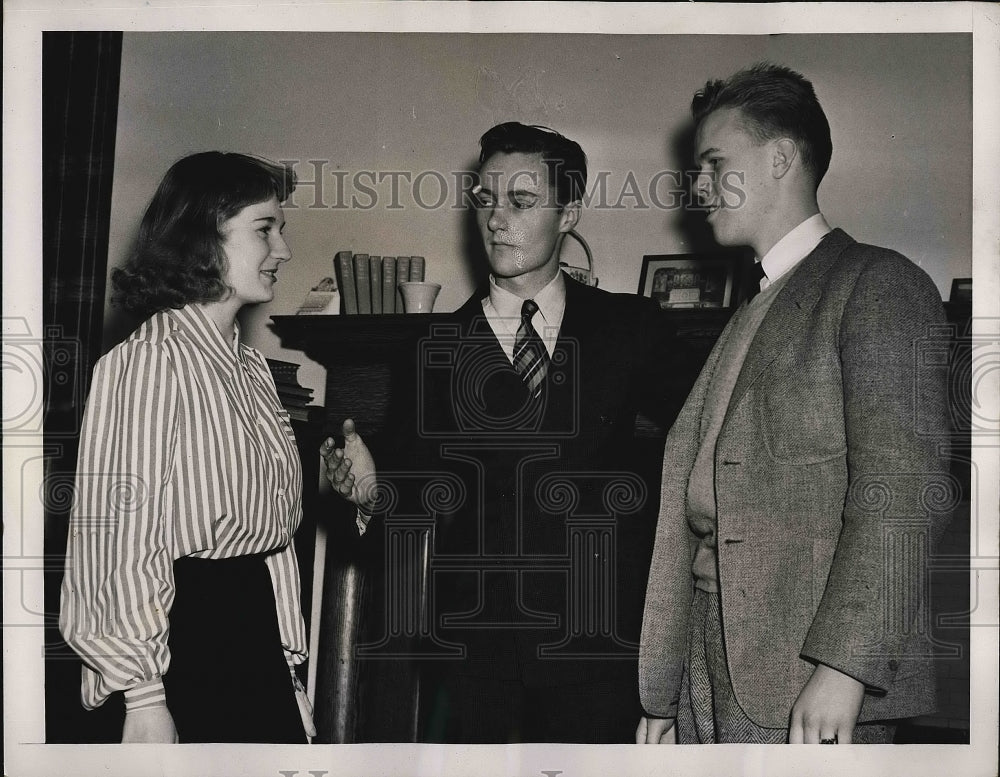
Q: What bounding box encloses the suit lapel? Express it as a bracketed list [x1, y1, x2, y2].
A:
[723, 229, 852, 426]
[453, 290, 530, 418]
[455, 289, 512, 365]
[453, 275, 594, 415]
[556, 274, 592, 351]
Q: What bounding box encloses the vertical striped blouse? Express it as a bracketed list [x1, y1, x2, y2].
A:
[59, 304, 308, 712]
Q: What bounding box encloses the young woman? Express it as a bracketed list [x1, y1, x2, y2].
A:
[60, 152, 312, 743]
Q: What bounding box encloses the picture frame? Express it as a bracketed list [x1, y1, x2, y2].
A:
[638, 253, 740, 310]
[949, 277, 972, 303]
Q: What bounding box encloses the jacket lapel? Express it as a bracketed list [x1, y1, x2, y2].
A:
[459, 273, 587, 425]
[455, 288, 512, 365]
[723, 229, 852, 426]
[556, 273, 591, 350]
[459, 271, 590, 370]
[453, 290, 529, 417]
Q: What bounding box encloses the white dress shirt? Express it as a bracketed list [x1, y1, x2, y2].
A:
[757, 212, 832, 290]
[481, 270, 566, 363]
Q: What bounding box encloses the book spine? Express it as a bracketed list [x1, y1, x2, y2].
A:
[275, 385, 314, 399]
[266, 358, 300, 372]
[336, 251, 358, 314]
[410, 255, 425, 282]
[395, 256, 410, 311]
[266, 358, 300, 380]
[369, 256, 382, 314]
[382, 257, 396, 313]
[276, 394, 314, 407]
[354, 253, 371, 314]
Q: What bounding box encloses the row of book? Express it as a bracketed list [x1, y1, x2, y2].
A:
[267, 358, 316, 422]
[335, 250, 426, 315]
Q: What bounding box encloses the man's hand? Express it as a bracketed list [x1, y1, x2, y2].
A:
[788, 663, 865, 743]
[320, 418, 377, 510]
[635, 715, 677, 744]
[121, 706, 178, 743]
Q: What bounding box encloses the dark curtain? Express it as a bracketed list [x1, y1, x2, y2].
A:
[42, 30, 124, 743]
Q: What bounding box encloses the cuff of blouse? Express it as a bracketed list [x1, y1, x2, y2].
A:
[356, 507, 373, 536]
[124, 678, 167, 712]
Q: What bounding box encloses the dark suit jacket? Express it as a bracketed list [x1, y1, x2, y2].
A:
[368, 273, 680, 731]
[639, 229, 954, 728]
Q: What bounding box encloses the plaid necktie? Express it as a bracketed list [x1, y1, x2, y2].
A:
[513, 298, 550, 398]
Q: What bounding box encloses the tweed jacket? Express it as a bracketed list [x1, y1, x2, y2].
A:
[638, 229, 953, 728]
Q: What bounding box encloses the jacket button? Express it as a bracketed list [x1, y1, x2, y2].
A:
[888, 659, 899, 671]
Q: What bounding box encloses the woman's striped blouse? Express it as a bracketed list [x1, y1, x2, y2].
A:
[59, 304, 308, 712]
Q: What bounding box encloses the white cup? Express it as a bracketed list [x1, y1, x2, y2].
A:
[399, 282, 441, 313]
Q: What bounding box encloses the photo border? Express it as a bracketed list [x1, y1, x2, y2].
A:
[4, 4, 998, 777]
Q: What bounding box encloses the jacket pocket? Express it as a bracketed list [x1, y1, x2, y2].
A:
[756, 376, 848, 465]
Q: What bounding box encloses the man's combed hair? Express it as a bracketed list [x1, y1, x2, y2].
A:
[478, 122, 588, 206]
[692, 62, 833, 186]
[112, 152, 296, 317]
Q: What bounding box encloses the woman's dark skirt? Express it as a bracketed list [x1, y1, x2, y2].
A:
[163, 552, 306, 743]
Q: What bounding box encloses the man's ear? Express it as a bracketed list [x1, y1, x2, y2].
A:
[559, 200, 581, 233]
[772, 138, 798, 179]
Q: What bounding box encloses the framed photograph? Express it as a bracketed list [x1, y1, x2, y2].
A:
[638, 254, 737, 310]
[949, 277, 972, 303]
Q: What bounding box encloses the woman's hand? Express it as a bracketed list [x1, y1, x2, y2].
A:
[122, 706, 178, 743]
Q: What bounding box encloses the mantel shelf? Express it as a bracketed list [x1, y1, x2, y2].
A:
[271, 308, 739, 366]
[270, 313, 452, 364]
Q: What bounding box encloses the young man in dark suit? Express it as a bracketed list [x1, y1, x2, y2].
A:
[323, 122, 679, 742]
[637, 64, 953, 745]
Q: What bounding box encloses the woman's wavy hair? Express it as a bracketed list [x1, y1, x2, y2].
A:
[111, 152, 296, 316]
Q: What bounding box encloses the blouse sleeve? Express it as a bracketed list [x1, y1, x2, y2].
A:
[59, 339, 180, 712]
[265, 539, 309, 671]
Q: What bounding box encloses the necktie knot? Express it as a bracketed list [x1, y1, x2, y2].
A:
[521, 298, 540, 321]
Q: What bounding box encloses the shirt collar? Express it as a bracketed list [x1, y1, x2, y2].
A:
[169, 304, 246, 373]
[759, 213, 832, 285]
[486, 270, 566, 339]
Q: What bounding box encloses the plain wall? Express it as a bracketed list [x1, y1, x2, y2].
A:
[106, 32, 972, 398]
